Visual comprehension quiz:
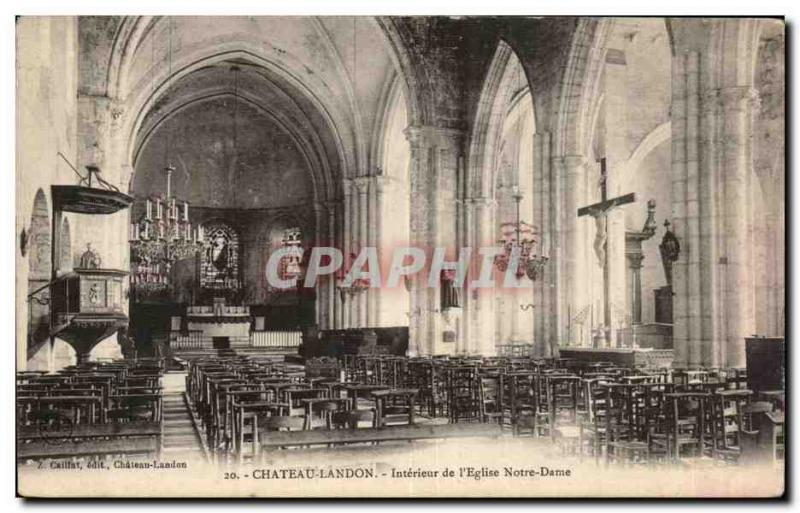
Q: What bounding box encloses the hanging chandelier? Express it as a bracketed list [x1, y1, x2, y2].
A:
[128, 17, 202, 295]
[129, 165, 203, 293]
[493, 186, 549, 281]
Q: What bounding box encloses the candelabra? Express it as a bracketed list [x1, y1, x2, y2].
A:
[494, 186, 549, 280]
[129, 165, 203, 292]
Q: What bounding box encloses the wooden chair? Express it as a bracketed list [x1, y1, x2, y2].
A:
[372, 389, 418, 428]
[408, 360, 445, 418]
[107, 394, 157, 424]
[258, 415, 306, 439]
[662, 392, 710, 462]
[709, 389, 753, 463]
[546, 374, 582, 454]
[332, 409, 376, 429]
[305, 398, 351, 430]
[446, 366, 481, 423]
[603, 384, 649, 466]
[501, 371, 537, 434]
[232, 402, 287, 462]
[578, 377, 610, 461]
[478, 374, 503, 424]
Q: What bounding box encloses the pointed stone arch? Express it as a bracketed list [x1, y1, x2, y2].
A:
[467, 40, 531, 201]
[27, 188, 52, 357]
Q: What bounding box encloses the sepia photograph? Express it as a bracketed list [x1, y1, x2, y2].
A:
[13, 13, 786, 499]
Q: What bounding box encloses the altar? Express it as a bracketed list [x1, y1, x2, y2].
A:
[184, 298, 252, 349]
[558, 347, 675, 368]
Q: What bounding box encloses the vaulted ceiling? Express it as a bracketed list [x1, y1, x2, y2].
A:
[80, 16, 405, 204]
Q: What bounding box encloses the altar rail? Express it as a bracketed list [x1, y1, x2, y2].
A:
[158, 329, 302, 352]
[496, 343, 534, 357]
[249, 330, 302, 348]
[168, 330, 204, 350]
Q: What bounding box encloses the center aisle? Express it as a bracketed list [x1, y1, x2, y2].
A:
[161, 371, 206, 456]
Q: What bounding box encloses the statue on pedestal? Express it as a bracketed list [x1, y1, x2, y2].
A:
[79, 243, 102, 269]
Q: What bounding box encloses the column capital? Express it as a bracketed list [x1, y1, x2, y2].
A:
[404, 125, 465, 150]
[552, 154, 587, 171]
[372, 174, 398, 193]
[323, 198, 341, 210]
[352, 176, 371, 194]
[469, 196, 497, 209]
[717, 86, 761, 111]
[312, 201, 326, 214]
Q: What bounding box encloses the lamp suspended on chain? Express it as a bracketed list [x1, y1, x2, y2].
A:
[129, 17, 203, 296]
[492, 63, 548, 281]
[493, 186, 549, 280]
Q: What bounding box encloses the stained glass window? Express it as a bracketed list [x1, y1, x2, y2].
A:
[280, 227, 303, 284]
[267, 226, 304, 291]
[200, 222, 241, 290]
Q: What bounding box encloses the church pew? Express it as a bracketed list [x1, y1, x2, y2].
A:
[17, 436, 159, 461]
[259, 422, 504, 450]
[17, 421, 161, 461]
[17, 421, 161, 440]
[108, 393, 162, 423]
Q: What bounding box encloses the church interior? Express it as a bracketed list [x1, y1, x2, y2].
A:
[16, 16, 785, 477]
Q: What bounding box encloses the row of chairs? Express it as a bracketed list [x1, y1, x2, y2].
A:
[16, 358, 165, 462]
[339, 354, 783, 466]
[186, 356, 419, 462]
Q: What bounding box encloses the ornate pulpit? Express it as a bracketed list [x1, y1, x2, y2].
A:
[44, 168, 133, 364]
[50, 267, 129, 363]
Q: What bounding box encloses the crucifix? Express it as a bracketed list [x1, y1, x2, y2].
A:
[577, 158, 636, 348]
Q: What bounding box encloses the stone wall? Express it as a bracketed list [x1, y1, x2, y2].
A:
[16, 17, 88, 371]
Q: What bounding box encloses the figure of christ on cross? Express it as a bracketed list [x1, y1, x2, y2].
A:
[577, 157, 636, 348]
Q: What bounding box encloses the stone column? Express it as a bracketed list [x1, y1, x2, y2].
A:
[312, 201, 325, 328]
[603, 49, 630, 348]
[698, 84, 723, 368]
[625, 248, 645, 326]
[342, 180, 354, 328]
[471, 196, 497, 356]
[327, 200, 343, 329]
[405, 126, 463, 356]
[719, 85, 759, 368]
[558, 155, 587, 346]
[460, 198, 474, 355]
[405, 130, 427, 356]
[372, 175, 390, 328]
[668, 18, 763, 369]
[354, 176, 370, 327]
[532, 132, 552, 357]
[684, 51, 703, 366]
[671, 50, 690, 367]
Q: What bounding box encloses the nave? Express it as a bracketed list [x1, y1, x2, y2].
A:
[16, 352, 785, 470]
[14, 15, 785, 497]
